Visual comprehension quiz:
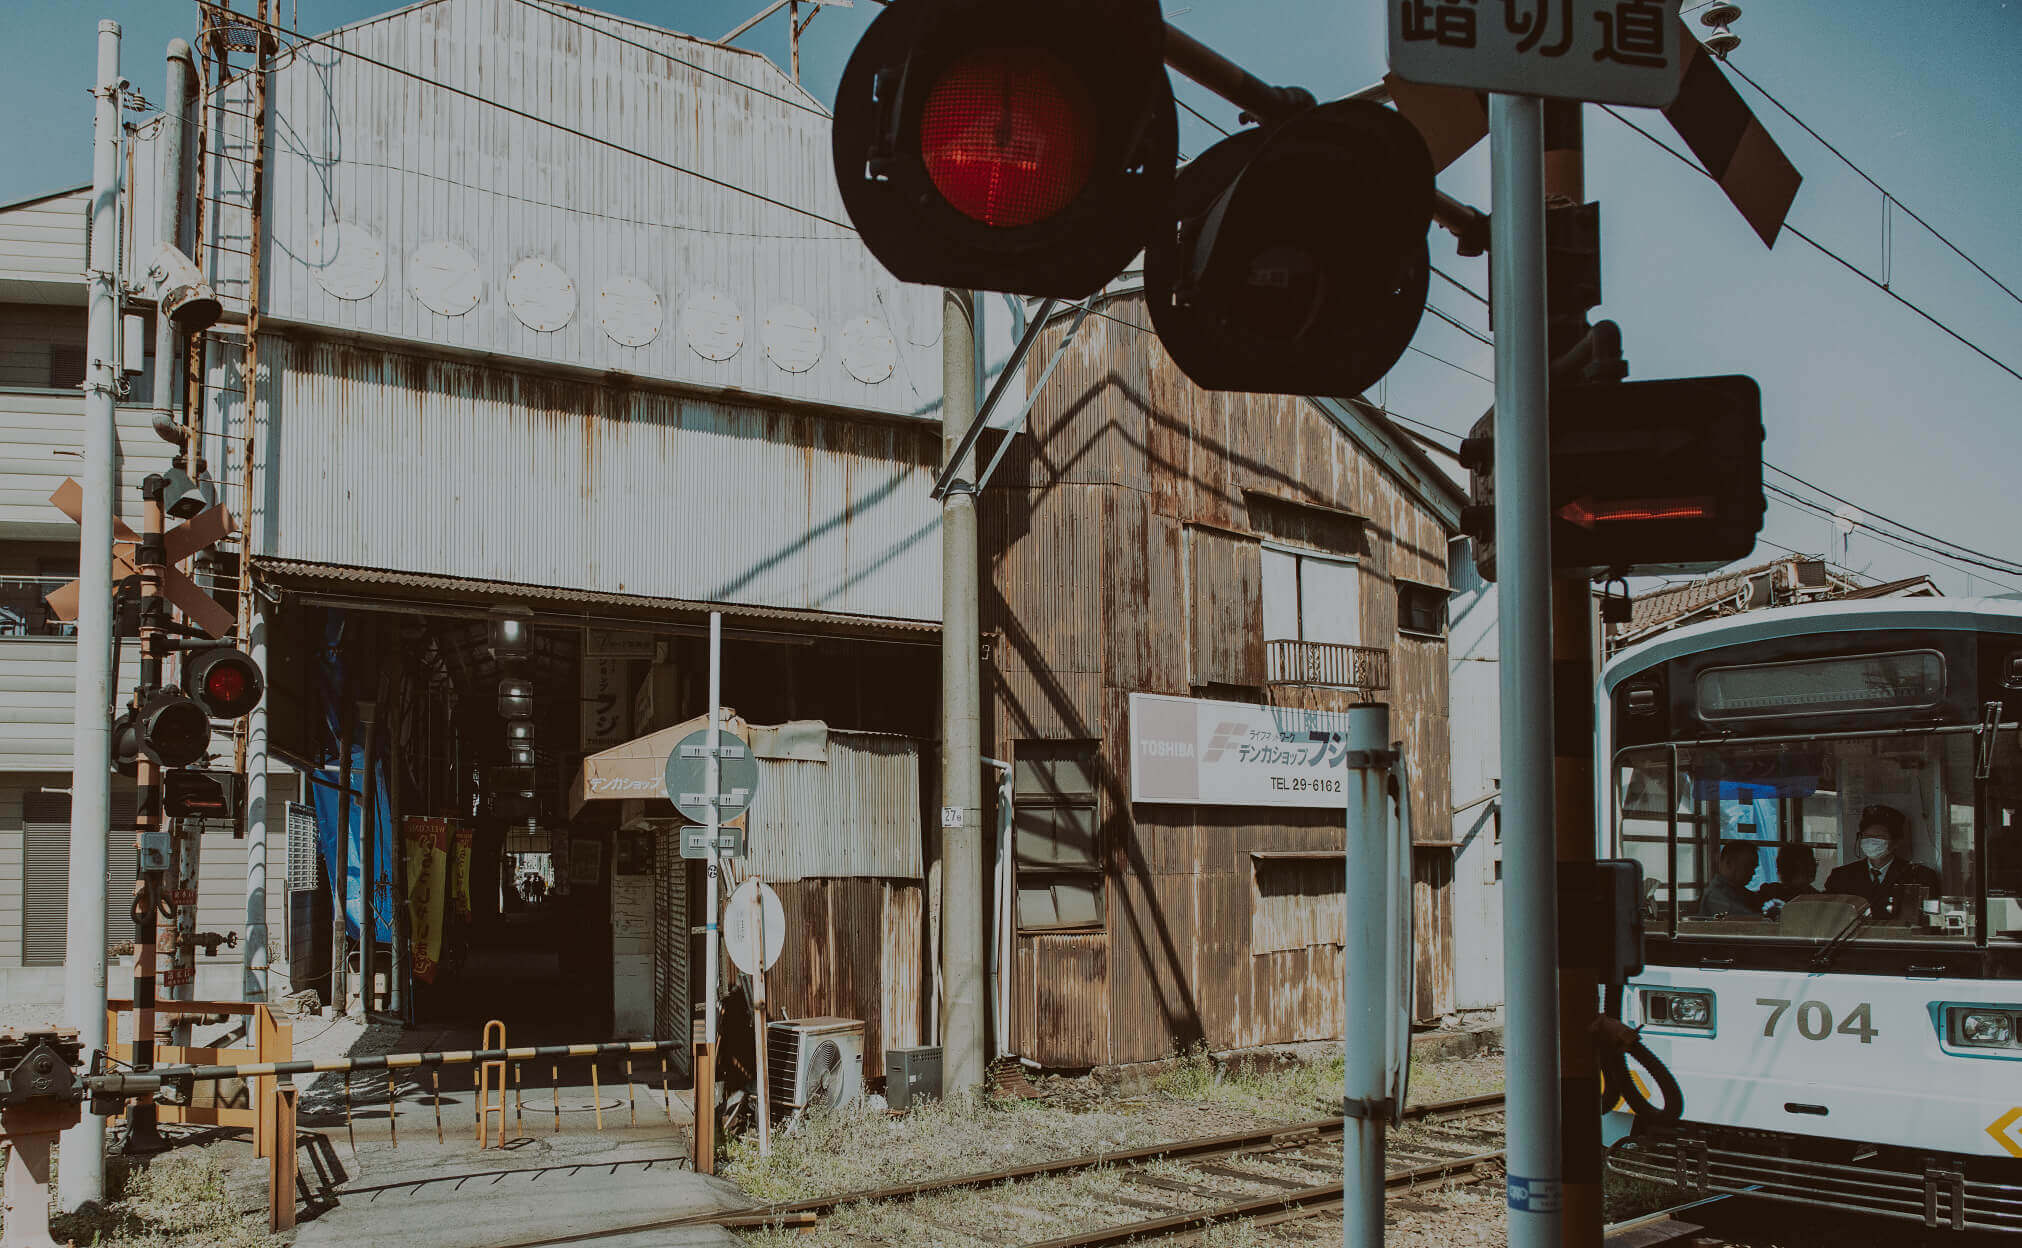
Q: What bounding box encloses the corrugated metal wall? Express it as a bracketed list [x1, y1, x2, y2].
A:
[0, 393, 178, 539]
[246, 334, 941, 620]
[985, 294, 1461, 1066]
[240, 0, 939, 419]
[763, 877, 924, 1065]
[745, 731, 923, 882]
[0, 190, 90, 290]
[0, 638, 141, 772]
[1447, 538, 1503, 1011]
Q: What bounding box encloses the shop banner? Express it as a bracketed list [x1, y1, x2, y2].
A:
[404, 818, 451, 983]
[451, 828, 474, 920]
[1127, 692, 1360, 808]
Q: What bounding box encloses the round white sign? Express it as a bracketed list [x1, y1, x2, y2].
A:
[839, 315, 897, 383]
[409, 240, 482, 316]
[507, 256, 577, 333]
[305, 222, 385, 301]
[598, 275, 663, 347]
[723, 878, 785, 976]
[682, 287, 745, 362]
[762, 302, 822, 373]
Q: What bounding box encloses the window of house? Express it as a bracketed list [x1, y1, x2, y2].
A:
[1250, 851, 1346, 954]
[1397, 580, 1447, 638]
[1013, 741, 1103, 931]
[1262, 547, 1361, 646]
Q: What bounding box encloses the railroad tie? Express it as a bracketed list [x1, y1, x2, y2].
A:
[1126, 1173, 1245, 1202]
[1192, 1162, 1313, 1191]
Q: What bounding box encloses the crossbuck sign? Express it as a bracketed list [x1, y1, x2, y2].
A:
[1389, 0, 1685, 108]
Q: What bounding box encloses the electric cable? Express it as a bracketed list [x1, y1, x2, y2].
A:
[1766, 484, 2022, 579]
[1767, 464, 2022, 575]
[1596, 104, 2022, 386]
[1424, 304, 1494, 347]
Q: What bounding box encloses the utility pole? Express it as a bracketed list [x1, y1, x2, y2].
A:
[1489, 91, 1563, 1248]
[940, 287, 984, 1095]
[59, 18, 124, 1210]
[1544, 100, 1605, 1248]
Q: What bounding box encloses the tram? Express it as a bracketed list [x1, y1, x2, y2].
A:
[1599, 598, 2022, 1233]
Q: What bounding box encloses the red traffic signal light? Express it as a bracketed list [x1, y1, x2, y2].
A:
[832, 0, 1176, 296]
[1146, 100, 1435, 396]
[183, 646, 265, 719]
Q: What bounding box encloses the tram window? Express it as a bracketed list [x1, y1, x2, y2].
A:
[1992, 737, 2022, 941]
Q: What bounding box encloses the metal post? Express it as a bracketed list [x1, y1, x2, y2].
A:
[1490, 91, 1563, 1248]
[152, 41, 194, 423]
[940, 287, 984, 1095]
[693, 609, 722, 1175]
[983, 758, 1013, 1059]
[387, 691, 410, 1019]
[1341, 703, 1392, 1248]
[243, 596, 271, 1001]
[357, 695, 380, 1014]
[1544, 99, 1604, 1248]
[333, 703, 354, 1014]
[59, 23, 124, 1207]
[124, 478, 169, 1156]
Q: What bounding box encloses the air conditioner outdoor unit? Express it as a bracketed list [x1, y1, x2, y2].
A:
[768, 1017, 865, 1114]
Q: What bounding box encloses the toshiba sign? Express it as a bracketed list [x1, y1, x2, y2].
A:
[1128, 693, 1358, 809]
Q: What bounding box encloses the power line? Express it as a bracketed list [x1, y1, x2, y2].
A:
[220, 1, 856, 234]
[1424, 303, 1494, 347]
[1596, 104, 2022, 386]
[1766, 463, 2022, 575]
[508, 0, 832, 118]
[1720, 58, 2022, 311]
[1765, 483, 2022, 582]
[1405, 344, 1493, 386]
[1432, 266, 1490, 304]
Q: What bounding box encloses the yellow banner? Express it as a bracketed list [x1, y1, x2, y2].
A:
[404, 818, 450, 984]
[451, 828, 474, 920]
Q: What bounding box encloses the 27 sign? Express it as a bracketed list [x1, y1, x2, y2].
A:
[1389, 0, 1685, 108]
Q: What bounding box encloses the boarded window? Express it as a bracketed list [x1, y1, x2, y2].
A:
[1397, 580, 1447, 638]
[21, 789, 136, 966]
[1014, 742, 1104, 931]
[1262, 548, 1360, 646]
[1250, 852, 1345, 954]
[1188, 527, 1265, 687]
[1244, 491, 1364, 555]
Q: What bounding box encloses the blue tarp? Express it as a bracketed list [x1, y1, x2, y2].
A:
[312, 610, 395, 944]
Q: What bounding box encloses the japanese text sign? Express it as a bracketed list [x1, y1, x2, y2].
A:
[1390, 0, 1684, 108]
[1129, 692, 1369, 809]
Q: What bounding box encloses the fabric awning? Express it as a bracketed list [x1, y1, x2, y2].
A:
[568, 709, 748, 818]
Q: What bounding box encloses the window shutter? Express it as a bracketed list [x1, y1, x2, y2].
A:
[22, 792, 71, 967]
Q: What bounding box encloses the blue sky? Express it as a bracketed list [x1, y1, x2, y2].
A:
[4, 0, 2019, 595]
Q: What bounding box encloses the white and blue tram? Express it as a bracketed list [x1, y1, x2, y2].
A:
[1601, 599, 2022, 1233]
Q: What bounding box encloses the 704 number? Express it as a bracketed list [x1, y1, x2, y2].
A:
[1756, 997, 1878, 1044]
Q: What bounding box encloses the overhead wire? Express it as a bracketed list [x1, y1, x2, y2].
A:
[1766, 463, 2022, 575]
[1595, 103, 2022, 386]
[1764, 484, 2022, 588]
[1719, 58, 2022, 311]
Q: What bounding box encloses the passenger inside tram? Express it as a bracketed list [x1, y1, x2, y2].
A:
[1758, 843, 1818, 905]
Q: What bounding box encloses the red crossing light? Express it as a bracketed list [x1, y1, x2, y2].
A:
[183, 646, 265, 719]
[920, 50, 1097, 229]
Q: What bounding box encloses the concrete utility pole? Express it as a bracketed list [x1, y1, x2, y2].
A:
[1340, 703, 1393, 1248]
[940, 287, 984, 1095]
[1490, 91, 1564, 1248]
[59, 18, 124, 1211]
[1544, 100, 1605, 1248]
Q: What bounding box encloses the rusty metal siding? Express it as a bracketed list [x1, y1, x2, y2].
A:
[988, 290, 1460, 1066]
[765, 877, 923, 1064]
[745, 731, 923, 883]
[253, 0, 939, 419]
[250, 334, 941, 620]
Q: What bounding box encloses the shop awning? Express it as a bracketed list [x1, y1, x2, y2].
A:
[568, 709, 749, 818]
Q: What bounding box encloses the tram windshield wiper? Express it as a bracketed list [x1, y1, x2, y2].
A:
[1809, 903, 1873, 971]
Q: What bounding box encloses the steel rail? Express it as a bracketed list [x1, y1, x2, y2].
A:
[87, 1038, 685, 1093]
[491, 1092, 1505, 1246]
[1013, 1148, 1508, 1248]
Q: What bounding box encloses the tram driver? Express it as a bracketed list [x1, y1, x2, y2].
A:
[1700, 842, 1766, 917]
[1822, 803, 1942, 919]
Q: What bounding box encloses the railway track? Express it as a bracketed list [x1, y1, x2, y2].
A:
[502, 1091, 1507, 1247]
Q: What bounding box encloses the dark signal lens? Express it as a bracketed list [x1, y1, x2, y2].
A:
[206, 665, 248, 708]
[920, 49, 1096, 228]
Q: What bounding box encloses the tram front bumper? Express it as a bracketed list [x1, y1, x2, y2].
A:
[1609, 1124, 2022, 1234]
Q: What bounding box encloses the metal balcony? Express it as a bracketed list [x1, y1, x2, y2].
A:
[1265, 639, 1390, 691]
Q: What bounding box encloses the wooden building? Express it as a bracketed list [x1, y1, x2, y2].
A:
[983, 293, 1466, 1068]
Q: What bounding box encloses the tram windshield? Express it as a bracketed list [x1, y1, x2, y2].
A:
[1616, 729, 2022, 946]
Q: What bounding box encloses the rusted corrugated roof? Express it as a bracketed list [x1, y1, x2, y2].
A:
[252, 556, 939, 638]
[1840, 575, 1941, 600]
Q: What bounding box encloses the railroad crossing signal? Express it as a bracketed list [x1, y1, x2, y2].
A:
[1460, 374, 1765, 581]
[183, 647, 264, 718]
[830, 0, 1439, 396]
[43, 478, 238, 637]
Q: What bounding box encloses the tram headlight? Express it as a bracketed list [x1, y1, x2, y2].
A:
[1950, 1008, 2019, 1048]
[1641, 989, 1715, 1030]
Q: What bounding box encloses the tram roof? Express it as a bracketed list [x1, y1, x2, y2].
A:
[1600, 596, 2022, 694]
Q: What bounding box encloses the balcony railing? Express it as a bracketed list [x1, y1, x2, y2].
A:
[1265, 639, 1390, 691]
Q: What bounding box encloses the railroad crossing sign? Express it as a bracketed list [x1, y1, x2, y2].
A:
[1389, 0, 1685, 107]
[43, 478, 238, 636]
[666, 726, 759, 858]
[722, 878, 785, 976]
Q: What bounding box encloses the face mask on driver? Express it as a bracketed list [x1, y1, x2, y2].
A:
[1859, 837, 1892, 863]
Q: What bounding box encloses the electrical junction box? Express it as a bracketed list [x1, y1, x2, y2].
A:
[138, 830, 172, 873]
[884, 1045, 943, 1110]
